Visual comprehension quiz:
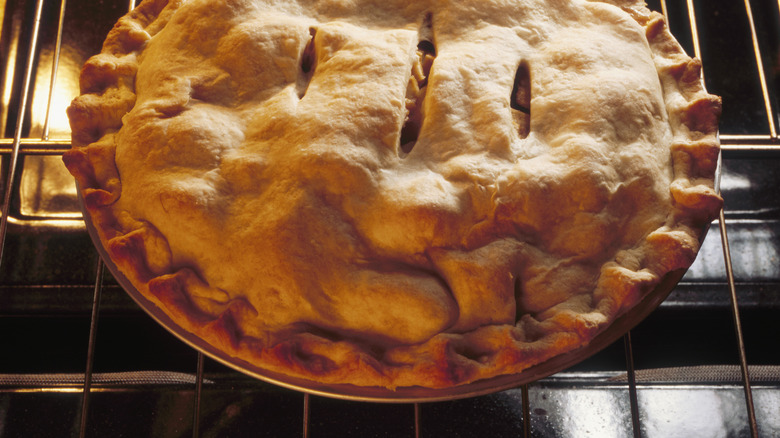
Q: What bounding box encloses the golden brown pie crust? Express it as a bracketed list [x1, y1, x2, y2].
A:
[65, 0, 722, 389]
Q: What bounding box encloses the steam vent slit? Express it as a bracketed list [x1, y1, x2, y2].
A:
[511, 61, 531, 139]
[297, 27, 317, 99]
[400, 14, 436, 155]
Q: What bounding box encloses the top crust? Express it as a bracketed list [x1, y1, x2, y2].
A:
[65, 0, 722, 389]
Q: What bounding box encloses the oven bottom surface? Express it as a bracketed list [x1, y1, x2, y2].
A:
[1, 372, 779, 437]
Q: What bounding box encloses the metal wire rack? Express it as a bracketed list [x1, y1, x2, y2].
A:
[0, 0, 778, 436]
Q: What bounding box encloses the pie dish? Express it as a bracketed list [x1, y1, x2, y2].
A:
[65, 0, 722, 392]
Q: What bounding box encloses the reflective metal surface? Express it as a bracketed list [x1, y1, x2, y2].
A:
[0, 0, 778, 435]
[2, 372, 778, 437]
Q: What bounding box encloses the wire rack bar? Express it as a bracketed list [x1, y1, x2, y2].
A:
[41, 0, 68, 141]
[0, 0, 45, 266]
[302, 393, 310, 438]
[521, 384, 531, 437]
[742, 0, 778, 139]
[718, 208, 759, 437]
[624, 331, 642, 438]
[685, 0, 703, 76]
[78, 259, 104, 438]
[0, 139, 70, 155]
[721, 134, 779, 145]
[659, 0, 669, 24]
[414, 402, 421, 438]
[685, 0, 702, 61]
[193, 352, 204, 438]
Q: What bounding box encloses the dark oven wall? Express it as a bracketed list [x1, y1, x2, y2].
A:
[1, 0, 778, 437]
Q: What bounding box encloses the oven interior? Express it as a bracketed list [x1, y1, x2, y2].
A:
[1, 0, 778, 436]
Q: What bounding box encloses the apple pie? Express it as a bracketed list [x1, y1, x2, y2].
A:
[65, 0, 722, 389]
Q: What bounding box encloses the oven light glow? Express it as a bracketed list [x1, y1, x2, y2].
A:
[30, 46, 82, 139]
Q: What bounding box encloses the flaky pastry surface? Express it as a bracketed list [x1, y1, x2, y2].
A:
[65, 0, 722, 389]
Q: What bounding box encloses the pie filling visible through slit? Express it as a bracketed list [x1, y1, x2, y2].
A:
[65, 0, 722, 389]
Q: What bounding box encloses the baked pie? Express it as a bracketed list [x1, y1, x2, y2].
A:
[65, 0, 722, 389]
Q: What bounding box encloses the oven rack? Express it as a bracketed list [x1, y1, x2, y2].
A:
[0, 0, 778, 436]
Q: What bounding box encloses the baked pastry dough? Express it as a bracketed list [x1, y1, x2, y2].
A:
[65, 0, 722, 389]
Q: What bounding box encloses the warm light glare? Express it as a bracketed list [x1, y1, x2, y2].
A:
[30, 46, 82, 138]
[0, 0, 19, 136]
